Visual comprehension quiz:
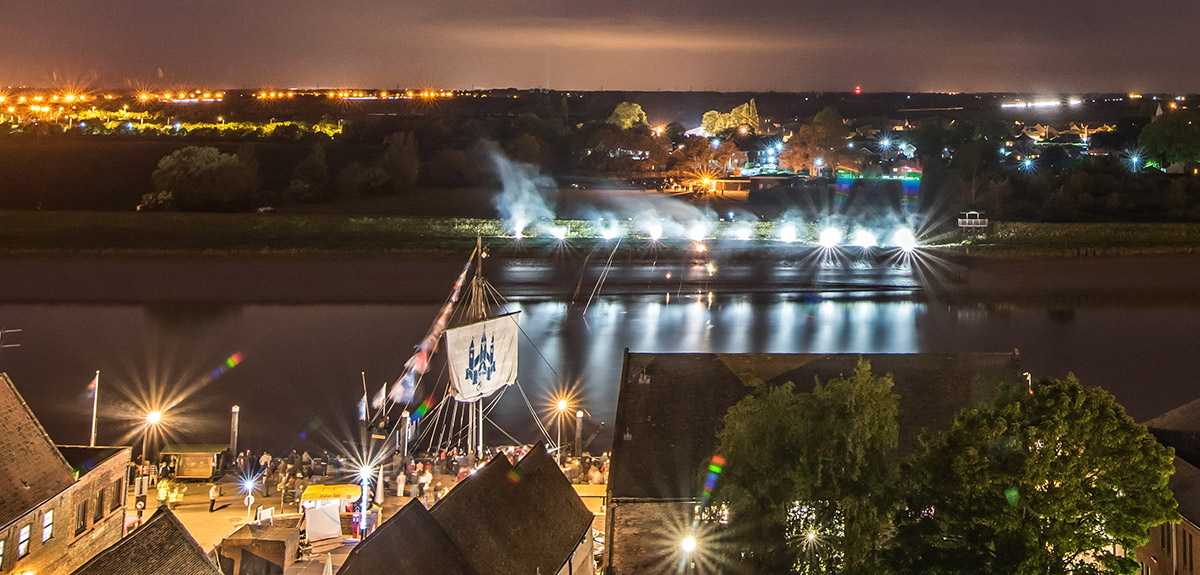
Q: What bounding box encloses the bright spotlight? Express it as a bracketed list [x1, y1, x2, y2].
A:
[242, 479, 255, 493]
[1022, 158, 1033, 170]
[358, 466, 373, 481]
[682, 535, 697, 553]
[819, 228, 842, 248]
[806, 531, 818, 542]
[734, 226, 751, 241]
[880, 138, 891, 149]
[779, 222, 798, 243]
[688, 224, 707, 242]
[891, 228, 917, 251]
[601, 225, 619, 240]
[549, 226, 568, 241]
[146, 411, 162, 425]
[852, 229, 877, 249]
[556, 399, 568, 412]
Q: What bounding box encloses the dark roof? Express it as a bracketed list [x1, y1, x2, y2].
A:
[431, 443, 594, 575]
[1172, 458, 1200, 526]
[57, 446, 129, 477]
[223, 522, 299, 543]
[339, 444, 592, 575]
[0, 373, 77, 528]
[1144, 398, 1200, 469]
[70, 506, 222, 575]
[609, 352, 1022, 500]
[337, 500, 478, 575]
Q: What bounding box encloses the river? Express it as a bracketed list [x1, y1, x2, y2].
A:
[2, 255, 1198, 456]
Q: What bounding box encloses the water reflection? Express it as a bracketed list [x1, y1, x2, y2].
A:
[1, 296, 1197, 454]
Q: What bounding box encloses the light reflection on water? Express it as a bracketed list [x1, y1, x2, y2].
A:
[0, 295, 1197, 454]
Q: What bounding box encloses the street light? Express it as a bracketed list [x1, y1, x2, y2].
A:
[556, 400, 568, 465]
[142, 411, 162, 464]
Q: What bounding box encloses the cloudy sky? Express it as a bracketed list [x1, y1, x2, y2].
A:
[2, 0, 1196, 92]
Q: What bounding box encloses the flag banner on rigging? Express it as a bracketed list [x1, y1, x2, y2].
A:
[446, 312, 520, 402]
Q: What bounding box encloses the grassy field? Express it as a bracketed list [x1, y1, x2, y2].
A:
[3, 210, 1200, 257]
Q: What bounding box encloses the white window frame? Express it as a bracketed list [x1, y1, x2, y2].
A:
[42, 509, 54, 542]
[18, 524, 31, 557]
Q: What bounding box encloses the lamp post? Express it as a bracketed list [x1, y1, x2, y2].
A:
[556, 400, 568, 465]
[142, 411, 162, 465]
[575, 410, 584, 459]
[681, 535, 697, 574]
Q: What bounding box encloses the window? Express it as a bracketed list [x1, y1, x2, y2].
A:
[94, 490, 105, 522]
[42, 509, 53, 542]
[17, 525, 30, 557]
[110, 479, 124, 511]
[1, 539, 5, 568]
[75, 500, 88, 535]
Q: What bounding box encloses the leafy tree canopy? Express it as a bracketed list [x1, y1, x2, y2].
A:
[606, 102, 649, 130]
[890, 375, 1178, 575]
[1138, 110, 1200, 167]
[716, 359, 899, 574]
[151, 146, 258, 211]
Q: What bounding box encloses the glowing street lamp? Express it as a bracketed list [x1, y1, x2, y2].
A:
[242, 478, 256, 522]
[142, 411, 163, 464]
[681, 535, 697, 553]
[556, 399, 568, 465]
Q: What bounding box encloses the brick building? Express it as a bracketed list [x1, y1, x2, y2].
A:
[602, 352, 1023, 575]
[0, 373, 130, 575]
[1137, 398, 1200, 574]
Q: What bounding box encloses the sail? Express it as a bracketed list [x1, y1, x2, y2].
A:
[445, 312, 520, 402]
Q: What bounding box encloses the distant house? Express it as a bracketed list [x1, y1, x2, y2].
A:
[338, 443, 594, 575]
[0, 373, 130, 575]
[70, 506, 222, 575]
[603, 352, 1023, 575]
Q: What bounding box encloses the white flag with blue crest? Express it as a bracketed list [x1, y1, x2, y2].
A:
[446, 312, 520, 402]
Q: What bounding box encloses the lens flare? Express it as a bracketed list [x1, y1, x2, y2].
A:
[891, 228, 917, 251]
[779, 222, 798, 243]
[819, 228, 842, 248]
[852, 229, 877, 249]
[549, 226, 568, 240]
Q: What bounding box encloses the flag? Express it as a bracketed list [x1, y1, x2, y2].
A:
[388, 258, 473, 404]
[87, 372, 98, 391]
[445, 313, 520, 402]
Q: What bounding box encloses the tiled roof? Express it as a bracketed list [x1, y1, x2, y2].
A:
[431, 443, 594, 575]
[339, 444, 593, 575]
[70, 506, 222, 575]
[337, 500, 478, 575]
[0, 373, 76, 528]
[608, 352, 1023, 500]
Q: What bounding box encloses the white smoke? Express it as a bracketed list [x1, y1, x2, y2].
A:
[491, 150, 556, 237]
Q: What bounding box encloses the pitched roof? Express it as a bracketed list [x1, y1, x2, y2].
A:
[70, 506, 222, 575]
[339, 444, 593, 575]
[431, 443, 594, 575]
[57, 446, 129, 477]
[336, 500, 478, 575]
[0, 373, 76, 528]
[609, 352, 1023, 500]
[1143, 398, 1200, 469]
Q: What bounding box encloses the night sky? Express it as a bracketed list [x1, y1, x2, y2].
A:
[1, 0, 1197, 92]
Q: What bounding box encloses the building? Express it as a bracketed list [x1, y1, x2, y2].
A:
[602, 352, 1023, 575]
[0, 373, 130, 575]
[69, 506, 222, 575]
[338, 443, 594, 575]
[1136, 398, 1200, 574]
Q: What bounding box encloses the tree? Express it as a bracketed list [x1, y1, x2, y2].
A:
[151, 146, 257, 211]
[606, 102, 648, 130]
[381, 131, 420, 191]
[780, 107, 851, 175]
[1138, 110, 1200, 167]
[701, 99, 761, 136]
[890, 376, 1178, 575]
[289, 142, 330, 202]
[716, 360, 899, 574]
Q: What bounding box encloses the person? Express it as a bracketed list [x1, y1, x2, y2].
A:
[433, 481, 445, 503]
[396, 470, 407, 498]
[419, 468, 433, 503]
[588, 465, 604, 485]
[259, 451, 272, 471]
[209, 483, 219, 512]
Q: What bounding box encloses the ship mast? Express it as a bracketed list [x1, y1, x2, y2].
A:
[466, 236, 487, 464]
